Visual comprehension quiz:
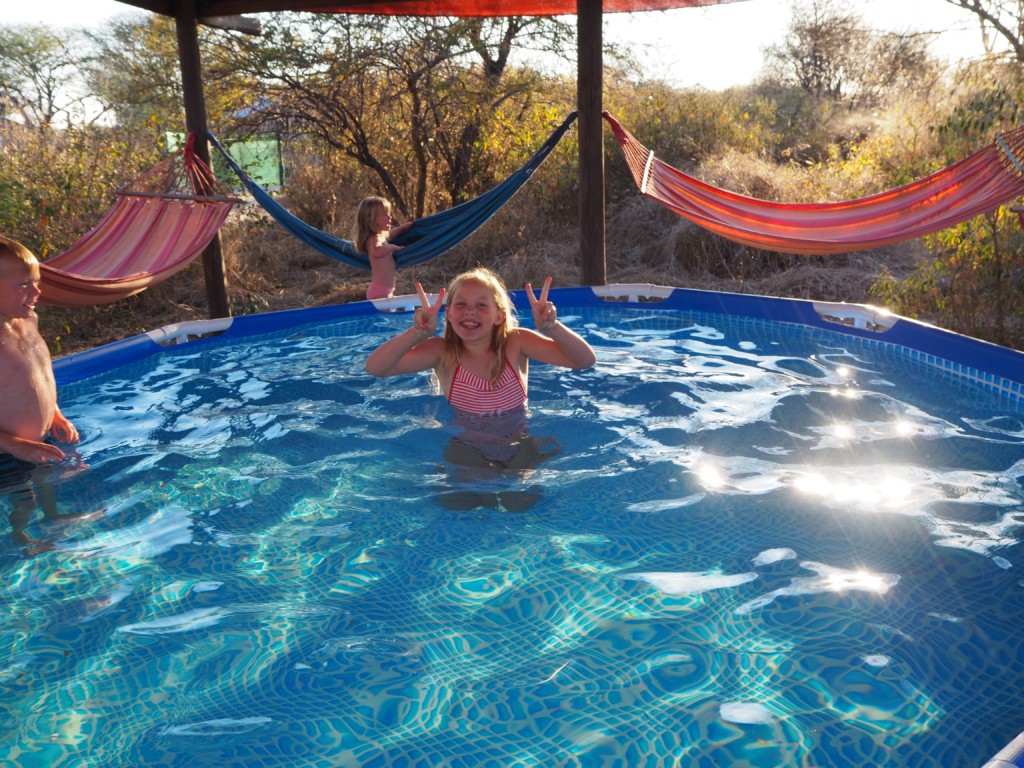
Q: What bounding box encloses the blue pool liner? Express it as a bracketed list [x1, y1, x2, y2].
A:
[48, 283, 1024, 766]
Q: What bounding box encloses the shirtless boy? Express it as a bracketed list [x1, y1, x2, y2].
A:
[0, 235, 79, 486]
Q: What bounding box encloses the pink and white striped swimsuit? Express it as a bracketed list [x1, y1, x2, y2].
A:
[447, 360, 527, 415]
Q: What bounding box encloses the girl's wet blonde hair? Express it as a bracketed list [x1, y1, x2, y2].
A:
[443, 267, 518, 385]
[353, 196, 391, 253]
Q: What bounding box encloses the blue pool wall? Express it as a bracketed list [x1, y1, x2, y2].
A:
[48, 285, 1024, 768]
[54, 284, 1024, 398]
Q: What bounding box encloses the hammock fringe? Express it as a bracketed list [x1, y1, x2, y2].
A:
[996, 133, 1024, 179]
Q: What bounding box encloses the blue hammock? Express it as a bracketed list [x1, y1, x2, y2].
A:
[210, 113, 577, 270]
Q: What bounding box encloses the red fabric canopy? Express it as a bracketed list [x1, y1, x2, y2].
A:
[117, 0, 745, 19]
[302, 0, 740, 15]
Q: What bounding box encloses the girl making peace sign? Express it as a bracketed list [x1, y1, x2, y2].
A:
[365, 267, 595, 433]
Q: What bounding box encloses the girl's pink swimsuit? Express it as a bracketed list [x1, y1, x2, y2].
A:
[447, 359, 527, 416]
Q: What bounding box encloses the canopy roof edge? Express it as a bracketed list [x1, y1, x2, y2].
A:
[117, 0, 743, 19]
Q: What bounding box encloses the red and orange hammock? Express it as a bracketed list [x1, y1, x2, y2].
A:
[604, 112, 1024, 255]
[39, 134, 238, 307]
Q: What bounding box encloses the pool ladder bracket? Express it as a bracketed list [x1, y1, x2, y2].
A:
[813, 302, 897, 333]
[592, 284, 674, 303]
[146, 318, 235, 346]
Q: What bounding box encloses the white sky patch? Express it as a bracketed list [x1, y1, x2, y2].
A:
[9, 1, 997, 93]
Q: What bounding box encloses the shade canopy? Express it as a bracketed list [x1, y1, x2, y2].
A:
[116, 0, 736, 18]
[110, 0, 744, 316]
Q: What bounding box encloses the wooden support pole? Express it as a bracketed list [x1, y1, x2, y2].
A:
[577, 0, 606, 286]
[174, 0, 232, 319]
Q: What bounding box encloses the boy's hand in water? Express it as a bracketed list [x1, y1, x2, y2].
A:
[526, 276, 557, 333]
[49, 410, 79, 445]
[413, 282, 445, 340]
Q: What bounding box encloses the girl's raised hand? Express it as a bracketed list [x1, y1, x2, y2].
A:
[526, 276, 557, 333]
[412, 282, 445, 339]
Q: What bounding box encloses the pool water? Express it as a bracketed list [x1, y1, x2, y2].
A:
[2, 306, 1024, 767]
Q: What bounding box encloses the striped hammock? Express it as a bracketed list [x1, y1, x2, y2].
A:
[604, 112, 1024, 255]
[40, 134, 239, 307]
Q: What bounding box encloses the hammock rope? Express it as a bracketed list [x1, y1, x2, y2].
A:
[997, 133, 1024, 178]
[604, 111, 1024, 255]
[210, 112, 578, 270]
[40, 134, 239, 307]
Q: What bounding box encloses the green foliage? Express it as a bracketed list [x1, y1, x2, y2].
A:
[934, 73, 1024, 156]
[0, 178, 28, 234]
[0, 124, 161, 258]
[871, 70, 1024, 349]
[871, 207, 1024, 350]
[605, 79, 777, 167]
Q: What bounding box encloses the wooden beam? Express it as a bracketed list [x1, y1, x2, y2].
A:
[577, 0, 606, 286]
[174, 0, 232, 319]
[199, 14, 262, 34]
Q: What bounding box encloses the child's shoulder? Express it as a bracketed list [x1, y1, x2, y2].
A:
[1, 315, 40, 339]
[505, 326, 545, 356]
[509, 326, 544, 341]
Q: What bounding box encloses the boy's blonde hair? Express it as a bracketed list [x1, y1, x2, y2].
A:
[443, 267, 518, 385]
[354, 196, 391, 254]
[0, 235, 39, 272]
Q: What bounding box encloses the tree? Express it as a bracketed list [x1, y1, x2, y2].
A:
[84, 16, 185, 133]
[85, 15, 255, 137]
[0, 24, 87, 130]
[763, 0, 867, 101]
[763, 0, 936, 106]
[223, 13, 573, 218]
[945, 0, 1024, 62]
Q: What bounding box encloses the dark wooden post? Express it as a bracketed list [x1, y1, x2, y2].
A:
[577, 0, 606, 286]
[174, 0, 231, 318]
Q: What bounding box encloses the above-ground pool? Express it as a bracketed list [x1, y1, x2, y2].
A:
[2, 285, 1024, 768]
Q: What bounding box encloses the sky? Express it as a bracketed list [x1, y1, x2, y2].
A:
[7, 0, 996, 91]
